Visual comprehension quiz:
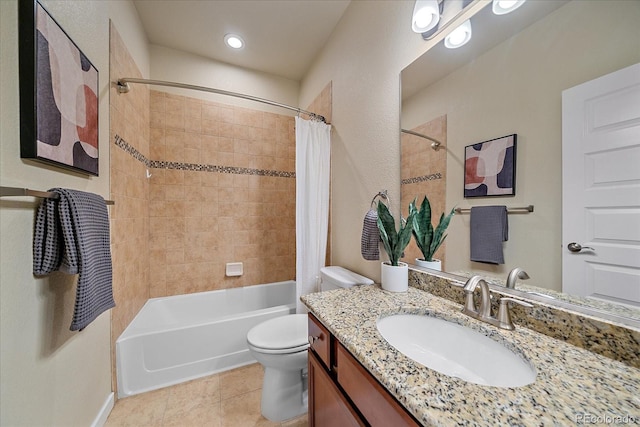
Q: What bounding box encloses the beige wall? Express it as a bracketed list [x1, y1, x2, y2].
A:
[1, 1, 149, 424]
[108, 1, 150, 78]
[298, 0, 477, 281]
[149, 44, 300, 114]
[401, 0, 640, 290]
[0, 1, 121, 425]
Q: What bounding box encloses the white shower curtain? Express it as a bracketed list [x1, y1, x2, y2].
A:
[295, 116, 331, 313]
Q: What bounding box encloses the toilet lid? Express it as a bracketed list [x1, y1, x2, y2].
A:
[247, 314, 309, 350]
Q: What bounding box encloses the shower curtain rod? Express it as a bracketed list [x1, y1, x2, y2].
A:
[401, 128, 444, 151]
[116, 77, 326, 123]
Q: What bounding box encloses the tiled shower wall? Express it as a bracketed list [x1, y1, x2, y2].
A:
[147, 91, 297, 296]
[400, 115, 447, 267]
[109, 24, 150, 386]
[109, 24, 150, 352]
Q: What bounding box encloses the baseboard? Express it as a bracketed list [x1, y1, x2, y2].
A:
[91, 392, 115, 427]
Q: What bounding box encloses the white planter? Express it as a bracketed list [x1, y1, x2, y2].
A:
[415, 258, 442, 271]
[381, 262, 409, 292]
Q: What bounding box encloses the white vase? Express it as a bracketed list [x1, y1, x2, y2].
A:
[415, 258, 442, 271]
[381, 262, 409, 292]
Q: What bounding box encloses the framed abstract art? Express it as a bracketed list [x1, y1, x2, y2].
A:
[464, 134, 517, 197]
[19, 0, 99, 176]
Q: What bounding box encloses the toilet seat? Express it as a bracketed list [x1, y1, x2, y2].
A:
[247, 314, 309, 354]
[248, 342, 309, 355]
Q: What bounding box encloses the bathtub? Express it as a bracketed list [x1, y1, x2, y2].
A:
[116, 280, 296, 397]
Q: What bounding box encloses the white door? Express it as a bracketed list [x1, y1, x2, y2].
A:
[562, 63, 640, 308]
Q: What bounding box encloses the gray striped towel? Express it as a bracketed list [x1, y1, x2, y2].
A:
[361, 209, 380, 260]
[470, 205, 508, 265]
[33, 188, 115, 331]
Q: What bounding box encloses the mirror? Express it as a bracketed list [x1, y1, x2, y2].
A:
[400, 0, 640, 324]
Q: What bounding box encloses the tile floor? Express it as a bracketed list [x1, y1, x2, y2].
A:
[106, 363, 308, 427]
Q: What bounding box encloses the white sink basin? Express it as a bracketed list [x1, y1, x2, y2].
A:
[376, 314, 536, 388]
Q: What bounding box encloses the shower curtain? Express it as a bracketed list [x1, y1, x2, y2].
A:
[295, 116, 331, 313]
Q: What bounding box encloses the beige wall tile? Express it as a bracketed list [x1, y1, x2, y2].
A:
[117, 85, 300, 299]
[110, 25, 151, 393]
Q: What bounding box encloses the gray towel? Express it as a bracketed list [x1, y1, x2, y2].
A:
[361, 209, 380, 260]
[33, 188, 115, 331]
[470, 206, 508, 265]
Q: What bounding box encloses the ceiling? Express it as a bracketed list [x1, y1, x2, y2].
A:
[133, 0, 351, 81]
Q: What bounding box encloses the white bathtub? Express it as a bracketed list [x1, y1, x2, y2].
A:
[116, 280, 296, 397]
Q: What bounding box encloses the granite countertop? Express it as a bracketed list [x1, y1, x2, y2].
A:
[302, 285, 640, 426]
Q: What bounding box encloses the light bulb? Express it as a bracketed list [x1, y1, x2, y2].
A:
[498, 0, 518, 8]
[412, 0, 440, 33]
[414, 8, 437, 31]
[492, 0, 526, 15]
[444, 20, 472, 49]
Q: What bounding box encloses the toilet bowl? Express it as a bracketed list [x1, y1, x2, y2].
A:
[246, 266, 373, 422]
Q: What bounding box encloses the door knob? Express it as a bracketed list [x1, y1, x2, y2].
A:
[567, 242, 595, 253]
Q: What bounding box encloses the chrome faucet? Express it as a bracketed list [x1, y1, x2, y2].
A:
[506, 268, 529, 289]
[462, 276, 492, 320]
[462, 275, 533, 330]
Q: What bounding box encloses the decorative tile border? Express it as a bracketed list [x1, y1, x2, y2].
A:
[401, 172, 442, 185]
[114, 134, 295, 178]
[114, 134, 151, 167]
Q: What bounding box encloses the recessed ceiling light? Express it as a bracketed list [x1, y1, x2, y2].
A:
[224, 34, 244, 49]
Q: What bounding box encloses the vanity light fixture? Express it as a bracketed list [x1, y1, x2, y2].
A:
[492, 0, 526, 15]
[224, 34, 244, 49]
[412, 0, 441, 33]
[444, 19, 472, 49]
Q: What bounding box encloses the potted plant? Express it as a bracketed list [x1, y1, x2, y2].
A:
[377, 201, 415, 292]
[409, 196, 455, 271]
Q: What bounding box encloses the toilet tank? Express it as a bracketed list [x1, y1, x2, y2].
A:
[319, 266, 374, 291]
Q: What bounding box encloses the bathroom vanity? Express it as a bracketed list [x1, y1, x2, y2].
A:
[302, 284, 640, 426]
[308, 313, 420, 426]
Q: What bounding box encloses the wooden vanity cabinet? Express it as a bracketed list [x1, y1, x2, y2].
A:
[308, 350, 364, 426]
[308, 314, 420, 427]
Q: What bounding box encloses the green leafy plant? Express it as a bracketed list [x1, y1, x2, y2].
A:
[377, 202, 415, 267]
[409, 196, 455, 262]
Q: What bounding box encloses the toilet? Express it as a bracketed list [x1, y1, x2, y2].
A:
[246, 266, 373, 421]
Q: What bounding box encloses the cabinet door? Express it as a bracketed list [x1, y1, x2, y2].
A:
[336, 343, 419, 427]
[309, 350, 364, 427]
[308, 314, 331, 368]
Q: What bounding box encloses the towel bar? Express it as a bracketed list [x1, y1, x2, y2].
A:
[0, 186, 115, 205]
[455, 205, 533, 214]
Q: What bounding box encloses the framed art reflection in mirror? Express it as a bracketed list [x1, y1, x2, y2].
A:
[464, 134, 516, 197]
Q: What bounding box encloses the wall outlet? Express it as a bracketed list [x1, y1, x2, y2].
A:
[225, 262, 243, 277]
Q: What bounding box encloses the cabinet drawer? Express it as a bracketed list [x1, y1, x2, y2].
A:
[308, 313, 331, 368]
[336, 343, 419, 427]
